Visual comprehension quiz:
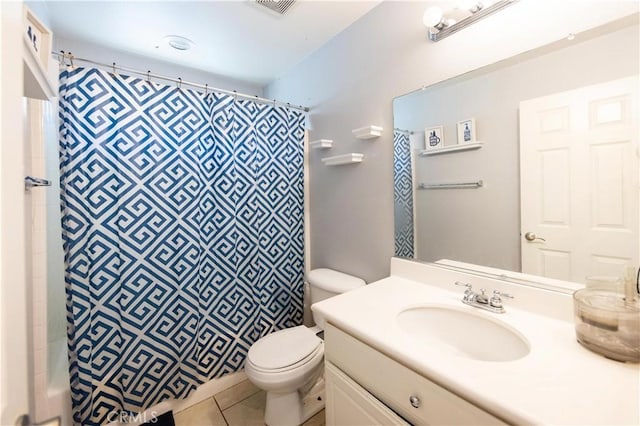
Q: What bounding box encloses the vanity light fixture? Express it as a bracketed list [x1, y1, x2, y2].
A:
[424, 0, 517, 42]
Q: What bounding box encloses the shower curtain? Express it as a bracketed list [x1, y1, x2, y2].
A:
[58, 67, 305, 425]
[393, 129, 415, 258]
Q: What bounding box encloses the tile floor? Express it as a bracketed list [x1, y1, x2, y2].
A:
[173, 379, 325, 426]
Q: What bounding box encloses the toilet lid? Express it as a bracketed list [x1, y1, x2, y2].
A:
[248, 326, 322, 370]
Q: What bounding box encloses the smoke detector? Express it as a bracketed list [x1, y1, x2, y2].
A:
[254, 0, 296, 15]
[164, 35, 194, 51]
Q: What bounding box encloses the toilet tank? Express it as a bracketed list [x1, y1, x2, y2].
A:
[308, 268, 365, 329]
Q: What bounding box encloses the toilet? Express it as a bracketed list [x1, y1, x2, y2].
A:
[244, 268, 365, 426]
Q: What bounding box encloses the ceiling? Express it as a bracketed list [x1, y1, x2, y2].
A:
[42, 0, 382, 87]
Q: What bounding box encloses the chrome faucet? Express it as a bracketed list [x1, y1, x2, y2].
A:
[454, 282, 513, 313]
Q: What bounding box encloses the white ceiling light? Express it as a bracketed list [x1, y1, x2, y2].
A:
[164, 35, 194, 51]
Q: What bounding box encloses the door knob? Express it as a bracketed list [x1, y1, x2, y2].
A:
[524, 232, 546, 242]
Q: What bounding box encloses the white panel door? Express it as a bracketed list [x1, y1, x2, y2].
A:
[520, 76, 639, 282]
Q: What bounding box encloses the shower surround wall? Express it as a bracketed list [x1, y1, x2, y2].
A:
[25, 96, 72, 425]
[26, 98, 50, 422]
[46, 99, 66, 347]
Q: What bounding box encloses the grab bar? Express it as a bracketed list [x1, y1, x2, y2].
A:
[24, 176, 51, 189]
[418, 179, 484, 190]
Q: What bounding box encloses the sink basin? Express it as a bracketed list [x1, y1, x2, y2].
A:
[397, 305, 530, 362]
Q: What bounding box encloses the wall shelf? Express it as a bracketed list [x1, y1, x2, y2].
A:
[419, 142, 483, 156]
[322, 153, 364, 166]
[352, 125, 383, 140]
[310, 139, 333, 149]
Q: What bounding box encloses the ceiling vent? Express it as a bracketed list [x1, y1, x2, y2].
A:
[254, 0, 296, 15]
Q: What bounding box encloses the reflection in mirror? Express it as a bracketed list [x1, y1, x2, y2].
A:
[393, 16, 639, 285]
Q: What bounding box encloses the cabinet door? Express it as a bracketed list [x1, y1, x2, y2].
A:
[325, 361, 409, 426]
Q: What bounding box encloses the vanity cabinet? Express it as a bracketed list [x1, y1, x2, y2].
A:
[324, 323, 507, 426]
[325, 362, 409, 425]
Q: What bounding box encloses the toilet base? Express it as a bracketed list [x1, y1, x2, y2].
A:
[264, 376, 325, 426]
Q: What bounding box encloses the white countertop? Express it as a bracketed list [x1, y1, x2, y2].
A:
[312, 264, 640, 425]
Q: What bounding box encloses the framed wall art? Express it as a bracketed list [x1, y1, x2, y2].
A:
[457, 118, 476, 144]
[424, 125, 444, 150]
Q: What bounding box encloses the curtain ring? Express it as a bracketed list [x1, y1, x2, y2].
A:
[147, 70, 151, 84]
[177, 77, 182, 89]
[58, 50, 65, 66]
[205, 84, 208, 95]
[69, 53, 75, 69]
[112, 62, 117, 77]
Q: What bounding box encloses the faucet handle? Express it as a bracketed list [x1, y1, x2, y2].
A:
[454, 281, 475, 302]
[490, 290, 514, 309]
[493, 290, 514, 299]
[454, 281, 472, 289]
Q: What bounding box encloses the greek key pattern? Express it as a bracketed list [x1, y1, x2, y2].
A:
[59, 68, 304, 425]
[393, 130, 415, 258]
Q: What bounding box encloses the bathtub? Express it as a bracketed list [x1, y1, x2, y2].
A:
[46, 338, 73, 426]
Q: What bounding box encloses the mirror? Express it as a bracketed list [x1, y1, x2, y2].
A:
[393, 17, 639, 286]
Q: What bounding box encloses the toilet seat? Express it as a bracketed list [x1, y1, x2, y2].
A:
[247, 344, 323, 374]
[247, 326, 322, 372]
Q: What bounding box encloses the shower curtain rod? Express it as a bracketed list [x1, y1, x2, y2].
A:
[52, 51, 310, 113]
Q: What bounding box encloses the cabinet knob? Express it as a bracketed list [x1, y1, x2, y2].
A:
[409, 395, 421, 408]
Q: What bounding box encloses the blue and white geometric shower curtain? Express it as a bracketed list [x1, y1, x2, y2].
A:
[58, 67, 305, 425]
[393, 129, 415, 258]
